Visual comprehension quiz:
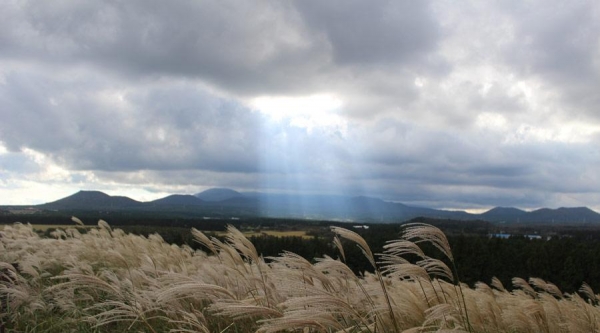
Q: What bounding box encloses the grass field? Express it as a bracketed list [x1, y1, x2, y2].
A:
[2, 221, 600, 332]
[0, 223, 93, 231]
[0, 223, 309, 238]
[213, 229, 309, 238]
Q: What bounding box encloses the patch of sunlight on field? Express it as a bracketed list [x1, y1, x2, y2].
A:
[0, 224, 93, 231]
[33, 224, 95, 231]
[212, 230, 310, 238]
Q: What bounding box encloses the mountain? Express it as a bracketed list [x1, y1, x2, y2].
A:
[148, 194, 203, 206]
[481, 207, 528, 222]
[527, 207, 600, 224]
[41, 190, 142, 210]
[479, 206, 600, 224]
[195, 188, 243, 202]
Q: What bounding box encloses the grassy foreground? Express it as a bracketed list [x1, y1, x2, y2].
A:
[1, 221, 599, 333]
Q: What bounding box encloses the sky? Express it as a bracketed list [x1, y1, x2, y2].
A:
[1, 1, 600, 212]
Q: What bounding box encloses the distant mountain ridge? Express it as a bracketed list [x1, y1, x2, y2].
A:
[149, 194, 203, 206]
[527, 207, 600, 223]
[30, 189, 600, 224]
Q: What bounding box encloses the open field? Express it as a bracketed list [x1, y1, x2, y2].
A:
[212, 229, 309, 238]
[0, 223, 308, 238]
[0, 223, 94, 231]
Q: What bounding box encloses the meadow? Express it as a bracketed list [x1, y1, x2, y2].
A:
[1, 220, 599, 332]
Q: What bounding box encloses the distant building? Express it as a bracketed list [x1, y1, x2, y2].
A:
[8, 207, 41, 215]
[490, 233, 544, 240]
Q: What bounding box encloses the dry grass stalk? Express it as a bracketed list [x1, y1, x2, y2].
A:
[331, 226, 400, 333]
[332, 235, 346, 262]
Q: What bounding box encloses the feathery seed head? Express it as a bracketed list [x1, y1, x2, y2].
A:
[330, 226, 376, 269]
[71, 216, 84, 226]
[401, 223, 454, 261]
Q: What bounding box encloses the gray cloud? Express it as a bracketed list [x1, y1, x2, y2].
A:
[0, 66, 354, 177]
[1, 0, 600, 210]
[0, 72, 263, 172]
[293, 0, 440, 65]
[503, 1, 599, 81]
[499, 1, 600, 120]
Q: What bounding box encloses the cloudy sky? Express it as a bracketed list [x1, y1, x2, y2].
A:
[1, 1, 600, 212]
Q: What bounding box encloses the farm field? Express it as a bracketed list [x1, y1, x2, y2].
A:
[0, 223, 94, 231]
[213, 229, 309, 238]
[2, 221, 600, 332]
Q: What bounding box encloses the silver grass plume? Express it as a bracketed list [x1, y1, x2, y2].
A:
[512, 277, 536, 298]
[190, 228, 217, 255]
[71, 216, 84, 226]
[330, 227, 376, 268]
[401, 223, 453, 261]
[579, 282, 597, 304]
[490, 277, 506, 292]
[529, 277, 563, 299]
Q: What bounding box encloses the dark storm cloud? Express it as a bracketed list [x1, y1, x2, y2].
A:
[0, 69, 264, 173]
[0, 0, 448, 101]
[0, 0, 329, 95]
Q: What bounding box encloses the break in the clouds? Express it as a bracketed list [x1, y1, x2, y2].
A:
[1, 0, 600, 212]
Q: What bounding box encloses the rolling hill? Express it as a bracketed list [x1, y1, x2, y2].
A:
[194, 188, 243, 202]
[40, 190, 143, 210]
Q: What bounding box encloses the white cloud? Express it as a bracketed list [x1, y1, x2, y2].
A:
[250, 94, 347, 134]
